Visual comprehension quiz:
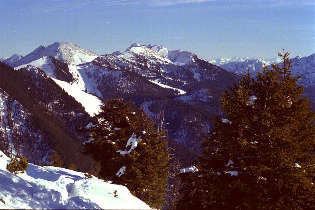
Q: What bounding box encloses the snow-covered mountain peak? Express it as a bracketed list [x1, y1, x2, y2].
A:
[122, 43, 199, 66]
[126, 42, 142, 50]
[120, 43, 172, 64]
[14, 42, 98, 67]
[149, 45, 169, 57]
[167, 50, 196, 66]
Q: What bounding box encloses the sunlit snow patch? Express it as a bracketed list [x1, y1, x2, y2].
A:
[180, 166, 199, 174]
[116, 166, 126, 177]
[0, 151, 150, 209]
[225, 171, 238, 176]
[221, 118, 232, 124]
[149, 79, 186, 95]
[52, 78, 102, 116]
[246, 95, 257, 106]
[117, 134, 142, 155]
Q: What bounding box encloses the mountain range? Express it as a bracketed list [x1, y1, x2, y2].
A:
[0, 42, 314, 168]
[211, 54, 315, 110]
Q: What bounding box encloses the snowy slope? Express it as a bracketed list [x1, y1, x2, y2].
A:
[13, 43, 102, 116]
[149, 79, 186, 95]
[16, 57, 55, 77]
[0, 151, 150, 209]
[14, 42, 98, 85]
[52, 78, 102, 116]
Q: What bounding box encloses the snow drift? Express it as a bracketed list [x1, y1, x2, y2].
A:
[0, 151, 150, 209]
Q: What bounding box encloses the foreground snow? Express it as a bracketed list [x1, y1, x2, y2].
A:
[0, 151, 150, 209]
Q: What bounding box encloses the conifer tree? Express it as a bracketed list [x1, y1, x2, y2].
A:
[83, 99, 170, 209]
[177, 52, 315, 210]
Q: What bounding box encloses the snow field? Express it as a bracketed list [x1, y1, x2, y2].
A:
[0, 151, 151, 209]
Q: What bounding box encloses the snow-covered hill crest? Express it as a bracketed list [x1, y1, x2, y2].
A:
[13, 42, 98, 67]
[0, 151, 150, 209]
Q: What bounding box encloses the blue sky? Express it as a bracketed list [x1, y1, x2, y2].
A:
[0, 0, 314, 59]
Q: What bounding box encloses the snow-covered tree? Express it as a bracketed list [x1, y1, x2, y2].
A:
[83, 99, 170, 209]
[177, 52, 315, 210]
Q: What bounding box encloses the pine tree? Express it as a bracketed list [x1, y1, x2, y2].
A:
[83, 99, 170, 209]
[47, 151, 64, 167]
[176, 52, 315, 210]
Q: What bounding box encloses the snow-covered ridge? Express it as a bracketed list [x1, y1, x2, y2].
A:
[119, 43, 196, 66]
[2, 54, 24, 66]
[16, 57, 55, 77]
[209, 57, 278, 66]
[0, 150, 150, 209]
[118, 43, 172, 64]
[13, 42, 98, 67]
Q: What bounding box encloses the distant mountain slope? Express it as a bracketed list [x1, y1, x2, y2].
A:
[213, 54, 315, 87]
[0, 150, 150, 209]
[2, 54, 23, 66]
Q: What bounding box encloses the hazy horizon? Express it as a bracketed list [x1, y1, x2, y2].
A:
[1, 0, 314, 59]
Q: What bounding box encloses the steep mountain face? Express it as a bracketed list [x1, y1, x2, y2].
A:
[0, 88, 51, 163]
[0, 62, 94, 171]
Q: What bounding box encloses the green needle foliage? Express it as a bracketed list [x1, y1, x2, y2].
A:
[7, 154, 28, 174]
[176, 52, 315, 210]
[83, 99, 170, 209]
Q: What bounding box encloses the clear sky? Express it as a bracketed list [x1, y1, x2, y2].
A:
[0, 0, 314, 59]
